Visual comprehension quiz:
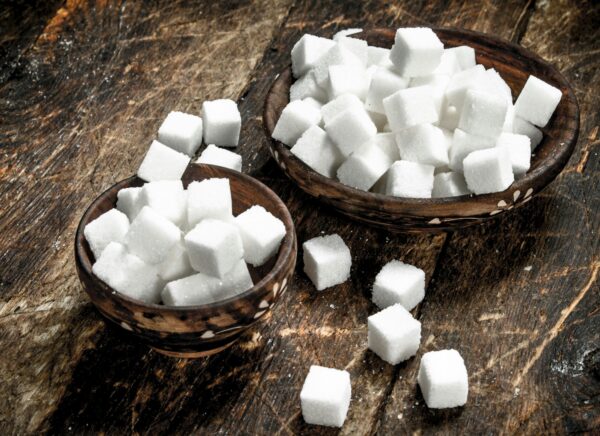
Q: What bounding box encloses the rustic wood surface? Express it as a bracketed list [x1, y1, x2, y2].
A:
[0, 0, 598, 434]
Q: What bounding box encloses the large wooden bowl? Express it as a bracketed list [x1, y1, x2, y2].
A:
[75, 164, 297, 358]
[263, 27, 579, 232]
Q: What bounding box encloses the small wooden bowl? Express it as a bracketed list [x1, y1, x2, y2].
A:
[263, 27, 580, 232]
[75, 164, 297, 358]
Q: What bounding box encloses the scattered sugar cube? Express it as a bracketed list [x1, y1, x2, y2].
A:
[514, 75, 562, 127]
[92, 242, 162, 304]
[291, 34, 336, 78]
[313, 43, 364, 87]
[291, 125, 344, 177]
[418, 349, 469, 408]
[337, 142, 393, 191]
[446, 46, 476, 70]
[386, 161, 435, 198]
[368, 304, 422, 364]
[383, 86, 439, 132]
[367, 46, 392, 67]
[389, 28, 444, 77]
[496, 133, 531, 176]
[396, 124, 449, 167]
[513, 116, 543, 150]
[272, 100, 322, 146]
[365, 66, 409, 114]
[290, 71, 327, 102]
[303, 234, 351, 291]
[432, 172, 470, 197]
[184, 218, 244, 278]
[321, 93, 364, 125]
[448, 129, 496, 172]
[157, 111, 203, 156]
[137, 140, 190, 182]
[124, 206, 181, 265]
[300, 365, 351, 428]
[463, 147, 514, 194]
[327, 65, 369, 100]
[234, 205, 286, 267]
[458, 89, 508, 139]
[186, 178, 232, 228]
[158, 240, 194, 283]
[116, 187, 143, 221]
[372, 260, 425, 310]
[84, 208, 130, 260]
[325, 106, 377, 157]
[201, 99, 241, 147]
[139, 180, 187, 228]
[196, 144, 242, 172]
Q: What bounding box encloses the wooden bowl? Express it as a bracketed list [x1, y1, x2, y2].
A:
[75, 164, 297, 358]
[263, 27, 580, 232]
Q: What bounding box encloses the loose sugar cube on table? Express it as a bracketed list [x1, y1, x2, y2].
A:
[196, 144, 242, 172]
[291, 125, 344, 178]
[158, 240, 194, 283]
[157, 111, 203, 156]
[272, 100, 321, 146]
[337, 142, 393, 191]
[325, 106, 377, 157]
[514, 75, 562, 127]
[137, 140, 190, 182]
[202, 99, 241, 147]
[367, 46, 392, 67]
[496, 132, 531, 176]
[84, 208, 129, 260]
[448, 129, 496, 172]
[396, 124, 449, 167]
[432, 172, 470, 198]
[300, 365, 351, 428]
[383, 86, 439, 132]
[291, 34, 336, 78]
[386, 161, 435, 198]
[186, 178, 232, 228]
[184, 218, 244, 278]
[365, 66, 409, 114]
[320, 93, 364, 125]
[290, 71, 327, 102]
[458, 89, 508, 139]
[326, 65, 369, 100]
[313, 43, 364, 87]
[92, 242, 162, 304]
[418, 349, 469, 409]
[139, 180, 186, 228]
[389, 27, 444, 77]
[513, 116, 543, 150]
[372, 260, 425, 310]
[124, 206, 181, 265]
[117, 187, 143, 221]
[463, 147, 514, 194]
[234, 205, 286, 267]
[446, 45, 476, 70]
[303, 234, 351, 291]
[368, 303, 422, 364]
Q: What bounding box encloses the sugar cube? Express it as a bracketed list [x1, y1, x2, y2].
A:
[201, 99, 241, 147]
[389, 27, 444, 77]
[372, 260, 425, 310]
[117, 187, 143, 221]
[496, 132, 531, 176]
[300, 365, 351, 428]
[291, 125, 344, 177]
[272, 100, 321, 146]
[458, 89, 508, 139]
[396, 124, 449, 167]
[437, 103, 460, 131]
[431, 49, 461, 76]
[92, 242, 162, 304]
[124, 206, 181, 265]
[137, 140, 190, 182]
[196, 144, 242, 172]
[336, 36, 368, 67]
[432, 172, 470, 197]
[368, 303, 422, 364]
[367, 109, 387, 131]
[503, 104, 515, 132]
[372, 132, 400, 161]
[367, 46, 393, 67]
[235, 205, 286, 267]
[291, 34, 336, 78]
[313, 43, 364, 87]
[337, 142, 393, 191]
[184, 218, 244, 278]
[303, 234, 351, 291]
[158, 240, 194, 283]
[514, 75, 562, 127]
[302, 97, 324, 111]
[463, 147, 514, 194]
[157, 111, 203, 156]
[365, 66, 409, 114]
[410, 74, 451, 115]
[418, 349, 469, 408]
[321, 93, 364, 125]
[385, 161, 435, 198]
[448, 129, 496, 172]
[84, 208, 130, 260]
[444, 64, 486, 110]
[513, 116, 543, 150]
[326, 65, 369, 100]
[139, 180, 187, 228]
[290, 71, 327, 102]
[383, 86, 439, 132]
[325, 106, 377, 157]
[485, 68, 513, 104]
[186, 178, 232, 228]
[446, 46, 476, 70]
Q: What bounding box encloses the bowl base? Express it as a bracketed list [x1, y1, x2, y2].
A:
[151, 340, 237, 358]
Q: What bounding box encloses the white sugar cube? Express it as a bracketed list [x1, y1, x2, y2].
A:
[463, 147, 514, 194]
[432, 172, 470, 197]
[367, 109, 387, 131]
[485, 68, 513, 104]
[446, 46, 476, 70]
[410, 74, 451, 115]
[158, 240, 194, 283]
[444, 64, 486, 110]
[290, 71, 327, 102]
[300, 365, 351, 428]
[368, 304, 421, 364]
[396, 124, 449, 167]
[365, 66, 409, 114]
[448, 129, 496, 172]
[201, 99, 241, 147]
[291, 125, 344, 177]
[303, 234, 351, 291]
[137, 140, 190, 182]
[302, 97, 324, 111]
[373, 132, 400, 161]
[116, 187, 143, 221]
[325, 106, 377, 157]
[186, 178, 232, 228]
[291, 34, 336, 78]
[313, 43, 364, 87]
[418, 349, 469, 408]
[124, 206, 181, 265]
[386, 161, 435, 198]
[389, 27, 444, 77]
[367, 46, 392, 67]
[458, 89, 508, 139]
[139, 180, 186, 228]
[195, 144, 242, 172]
[336, 36, 368, 67]
[157, 111, 203, 156]
[514, 75, 562, 127]
[372, 260, 425, 310]
[92, 242, 162, 304]
[234, 205, 286, 267]
[321, 93, 364, 125]
[272, 100, 321, 146]
[84, 208, 129, 260]
[503, 104, 515, 132]
[184, 218, 244, 278]
[337, 142, 393, 191]
[326, 65, 369, 100]
[437, 103, 460, 131]
[431, 49, 461, 76]
[496, 132, 531, 176]
[513, 116, 543, 150]
[383, 86, 439, 132]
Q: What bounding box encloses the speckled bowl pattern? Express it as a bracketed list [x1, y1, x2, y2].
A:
[263, 27, 580, 232]
[75, 164, 297, 358]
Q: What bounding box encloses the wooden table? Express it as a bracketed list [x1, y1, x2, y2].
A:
[1, 1, 598, 434]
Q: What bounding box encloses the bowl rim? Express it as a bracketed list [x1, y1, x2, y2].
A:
[75, 163, 297, 314]
[263, 26, 580, 212]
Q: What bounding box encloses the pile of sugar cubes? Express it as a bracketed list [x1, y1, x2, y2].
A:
[273, 27, 562, 197]
[84, 100, 287, 305]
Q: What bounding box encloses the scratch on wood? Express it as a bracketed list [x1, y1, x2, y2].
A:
[576, 125, 597, 173]
[478, 312, 506, 321]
